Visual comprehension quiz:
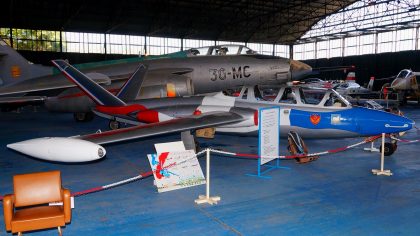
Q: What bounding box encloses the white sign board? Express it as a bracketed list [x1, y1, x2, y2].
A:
[154, 141, 186, 154]
[147, 150, 205, 193]
[259, 107, 280, 165]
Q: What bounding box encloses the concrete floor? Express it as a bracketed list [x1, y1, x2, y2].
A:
[1, 106, 420, 235]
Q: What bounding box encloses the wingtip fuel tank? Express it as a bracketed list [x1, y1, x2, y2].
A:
[7, 137, 106, 162]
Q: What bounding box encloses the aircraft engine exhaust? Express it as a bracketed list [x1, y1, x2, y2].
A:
[7, 137, 106, 162]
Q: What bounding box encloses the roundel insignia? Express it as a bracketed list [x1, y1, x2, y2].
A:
[310, 114, 321, 125]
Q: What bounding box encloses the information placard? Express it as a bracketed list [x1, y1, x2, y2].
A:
[259, 107, 280, 165]
[147, 150, 205, 193]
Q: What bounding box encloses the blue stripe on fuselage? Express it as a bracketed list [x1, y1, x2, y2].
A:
[290, 108, 359, 133]
[289, 107, 413, 136]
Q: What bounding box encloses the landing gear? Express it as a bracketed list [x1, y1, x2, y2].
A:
[109, 120, 120, 130]
[379, 142, 397, 156]
[73, 112, 94, 122]
[181, 131, 200, 153]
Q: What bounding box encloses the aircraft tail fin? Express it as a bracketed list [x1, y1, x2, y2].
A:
[52, 59, 126, 107]
[346, 72, 356, 81]
[0, 39, 51, 86]
[367, 76, 375, 91]
[116, 64, 148, 102]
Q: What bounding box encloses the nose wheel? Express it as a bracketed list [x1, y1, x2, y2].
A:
[379, 142, 398, 156]
[109, 120, 120, 130]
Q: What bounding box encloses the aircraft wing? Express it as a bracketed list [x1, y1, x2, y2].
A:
[77, 111, 243, 145]
[0, 96, 46, 107]
[0, 73, 112, 96]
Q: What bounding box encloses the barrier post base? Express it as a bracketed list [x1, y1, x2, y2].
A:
[364, 141, 380, 152]
[246, 159, 290, 179]
[195, 195, 221, 205]
[195, 149, 220, 205]
[371, 169, 393, 176]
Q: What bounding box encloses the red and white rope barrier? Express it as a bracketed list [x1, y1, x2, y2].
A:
[390, 136, 420, 144]
[211, 135, 380, 160]
[71, 149, 207, 197]
[3, 135, 419, 201]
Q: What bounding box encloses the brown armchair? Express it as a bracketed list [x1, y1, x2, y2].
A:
[3, 170, 71, 235]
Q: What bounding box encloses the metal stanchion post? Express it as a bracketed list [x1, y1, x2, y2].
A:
[195, 148, 221, 205]
[372, 133, 393, 176]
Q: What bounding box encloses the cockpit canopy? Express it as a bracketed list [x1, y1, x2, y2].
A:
[186, 45, 257, 56]
[234, 85, 351, 108]
[396, 69, 413, 79]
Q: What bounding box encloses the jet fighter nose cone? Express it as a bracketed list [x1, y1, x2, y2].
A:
[390, 78, 403, 89]
[356, 108, 415, 135]
[290, 59, 312, 80]
[384, 115, 415, 132]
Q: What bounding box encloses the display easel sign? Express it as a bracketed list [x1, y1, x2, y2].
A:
[260, 107, 280, 165]
[248, 106, 286, 178]
[147, 150, 205, 193]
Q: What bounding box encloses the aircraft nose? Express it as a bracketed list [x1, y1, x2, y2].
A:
[383, 114, 415, 133]
[391, 78, 403, 89]
[290, 59, 312, 80]
[357, 108, 414, 135]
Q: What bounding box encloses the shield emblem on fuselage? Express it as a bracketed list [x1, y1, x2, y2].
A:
[310, 114, 321, 125]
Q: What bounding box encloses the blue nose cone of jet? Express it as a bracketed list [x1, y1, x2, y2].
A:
[356, 108, 414, 136]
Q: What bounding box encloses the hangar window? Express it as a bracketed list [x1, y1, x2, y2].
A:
[147, 37, 165, 55]
[247, 43, 273, 56]
[127, 36, 146, 55]
[217, 41, 245, 47]
[293, 43, 315, 60]
[293, 44, 304, 60]
[359, 35, 375, 55]
[183, 39, 215, 55]
[184, 39, 215, 49]
[344, 37, 358, 56]
[396, 28, 415, 51]
[317, 41, 328, 59]
[63, 32, 104, 54]
[9, 29, 60, 52]
[274, 45, 289, 58]
[0, 28, 11, 45]
[147, 37, 181, 55]
[298, 0, 420, 58]
[377, 31, 395, 53]
[106, 34, 127, 54]
[166, 38, 182, 53]
[329, 39, 343, 58]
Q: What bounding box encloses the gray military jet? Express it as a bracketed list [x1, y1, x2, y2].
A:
[0, 40, 312, 121]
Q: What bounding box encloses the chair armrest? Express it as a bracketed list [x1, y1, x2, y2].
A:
[3, 194, 15, 231]
[62, 189, 72, 223]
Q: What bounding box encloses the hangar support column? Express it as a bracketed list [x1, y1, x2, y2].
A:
[289, 45, 293, 59]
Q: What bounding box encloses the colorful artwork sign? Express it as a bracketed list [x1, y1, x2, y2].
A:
[147, 150, 205, 193]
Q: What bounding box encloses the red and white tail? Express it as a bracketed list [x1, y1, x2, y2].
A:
[346, 72, 356, 81]
[367, 76, 375, 91]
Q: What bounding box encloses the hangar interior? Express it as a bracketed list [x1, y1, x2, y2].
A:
[1, 0, 420, 235]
